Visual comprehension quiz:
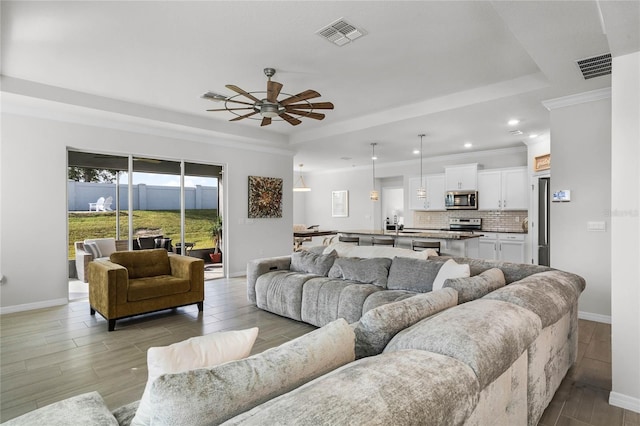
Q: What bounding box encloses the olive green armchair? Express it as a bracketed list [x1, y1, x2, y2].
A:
[88, 249, 205, 331]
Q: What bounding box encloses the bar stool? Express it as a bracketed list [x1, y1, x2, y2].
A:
[411, 240, 440, 255]
[338, 236, 360, 245]
[372, 237, 395, 247]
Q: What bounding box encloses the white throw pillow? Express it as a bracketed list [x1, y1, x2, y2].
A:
[82, 241, 102, 258]
[131, 327, 259, 426]
[431, 259, 470, 291]
[84, 238, 117, 257]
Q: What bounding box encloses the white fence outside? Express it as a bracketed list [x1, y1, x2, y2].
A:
[68, 181, 218, 211]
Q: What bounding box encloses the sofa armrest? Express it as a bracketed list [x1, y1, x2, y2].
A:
[246, 256, 292, 303]
[88, 260, 129, 316]
[169, 255, 204, 293]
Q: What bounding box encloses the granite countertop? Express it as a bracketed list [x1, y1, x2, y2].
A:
[340, 229, 481, 240]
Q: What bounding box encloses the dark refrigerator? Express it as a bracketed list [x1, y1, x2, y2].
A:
[538, 177, 550, 266]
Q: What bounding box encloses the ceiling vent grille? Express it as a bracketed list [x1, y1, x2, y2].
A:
[576, 53, 612, 80]
[317, 18, 365, 46]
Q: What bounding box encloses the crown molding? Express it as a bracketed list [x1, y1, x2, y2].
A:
[1, 76, 294, 157]
[542, 87, 612, 111]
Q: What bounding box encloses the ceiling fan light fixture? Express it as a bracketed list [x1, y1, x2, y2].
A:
[260, 102, 281, 118]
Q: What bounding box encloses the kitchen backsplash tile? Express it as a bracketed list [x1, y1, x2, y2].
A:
[413, 210, 528, 233]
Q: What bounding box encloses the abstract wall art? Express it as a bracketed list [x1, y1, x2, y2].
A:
[248, 176, 283, 218]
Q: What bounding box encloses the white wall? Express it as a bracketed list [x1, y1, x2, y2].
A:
[610, 51, 640, 412]
[549, 97, 612, 320]
[0, 112, 294, 312]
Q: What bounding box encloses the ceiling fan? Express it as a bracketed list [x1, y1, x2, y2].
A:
[202, 68, 334, 127]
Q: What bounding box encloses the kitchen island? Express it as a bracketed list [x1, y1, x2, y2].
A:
[338, 229, 482, 258]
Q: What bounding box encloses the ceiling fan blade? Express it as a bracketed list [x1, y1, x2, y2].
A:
[225, 85, 261, 103]
[222, 98, 256, 107]
[286, 102, 334, 110]
[284, 109, 325, 120]
[279, 90, 321, 106]
[267, 81, 283, 103]
[261, 117, 272, 127]
[206, 107, 253, 112]
[280, 113, 302, 126]
[229, 111, 260, 121]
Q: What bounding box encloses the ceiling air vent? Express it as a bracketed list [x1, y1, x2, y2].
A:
[317, 18, 365, 46]
[576, 53, 612, 80]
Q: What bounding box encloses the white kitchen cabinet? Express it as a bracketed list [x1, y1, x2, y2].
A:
[445, 164, 478, 190]
[477, 232, 526, 263]
[425, 174, 445, 210]
[409, 174, 445, 210]
[477, 167, 528, 210]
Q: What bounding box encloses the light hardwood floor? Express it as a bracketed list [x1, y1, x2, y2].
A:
[1, 277, 637, 425]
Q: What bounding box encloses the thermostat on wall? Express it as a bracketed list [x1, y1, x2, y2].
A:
[552, 190, 571, 202]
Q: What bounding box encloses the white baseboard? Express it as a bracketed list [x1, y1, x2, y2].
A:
[0, 298, 68, 315]
[578, 310, 611, 324]
[610, 391, 640, 413]
[229, 271, 246, 278]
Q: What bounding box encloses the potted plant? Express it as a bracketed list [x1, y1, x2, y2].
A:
[209, 215, 223, 263]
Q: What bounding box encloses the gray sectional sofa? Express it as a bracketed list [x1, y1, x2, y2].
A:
[4, 242, 585, 426]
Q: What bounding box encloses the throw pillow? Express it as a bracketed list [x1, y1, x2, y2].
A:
[131, 327, 259, 426]
[147, 318, 355, 426]
[290, 249, 338, 276]
[354, 288, 458, 358]
[83, 241, 102, 259]
[387, 257, 446, 292]
[444, 267, 506, 304]
[432, 259, 470, 291]
[327, 257, 392, 288]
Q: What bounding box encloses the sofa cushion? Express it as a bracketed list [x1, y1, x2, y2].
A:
[1, 391, 118, 426]
[301, 277, 382, 327]
[432, 259, 470, 290]
[323, 241, 437, 259]
[84, 237, 117, 258]
[327, 257, 392, 288]
[444, 267, 505, 304]
[362, 290, 417, 313]
[483, 270, 584, 327]
[384, 299, 542, 389]
[148, 318, 355, 426]
[83, 241, 102, 258]
[290, 249, 337, 276]
[131, 328, 259, 426]
[427, 256, 552, 284]
[127, 276, 191, 302]
[354, 288, 458, 358]
[110, 249, 171, 279]
[255, 271, 319, 321]
[222, 350, 479, 426]
[387, 257, 445, 292]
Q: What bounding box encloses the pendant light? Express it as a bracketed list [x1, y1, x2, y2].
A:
[417, 134, 426, 199]
[293, 163, 311, 192]
[370, 143, 379, 201]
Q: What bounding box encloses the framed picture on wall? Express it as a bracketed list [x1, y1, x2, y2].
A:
[248, 176, 283, 218]
[332, 190, 349, 217]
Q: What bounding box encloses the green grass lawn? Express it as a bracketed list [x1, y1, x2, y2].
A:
[68, 209, 218, 259]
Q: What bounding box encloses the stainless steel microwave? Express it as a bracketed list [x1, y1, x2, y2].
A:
[445, 191, 478, 210]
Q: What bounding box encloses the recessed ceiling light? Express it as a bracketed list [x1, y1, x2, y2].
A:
[529, 134, 538, 139]
[509, 130, 524, 136]
[371, 156, 377, 160]
[508, 119, 520, 126]
[464, 142, 473, 149]
[413, 149, 420, 155]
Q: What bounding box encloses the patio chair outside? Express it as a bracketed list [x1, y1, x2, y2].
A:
[103, 196, 113, 211]
[89, 197, 105, 211]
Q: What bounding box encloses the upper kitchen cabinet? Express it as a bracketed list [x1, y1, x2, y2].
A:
[408, 174, 445, 210]
[445, 164, 478, 190]
[477, 167, 528, 210]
